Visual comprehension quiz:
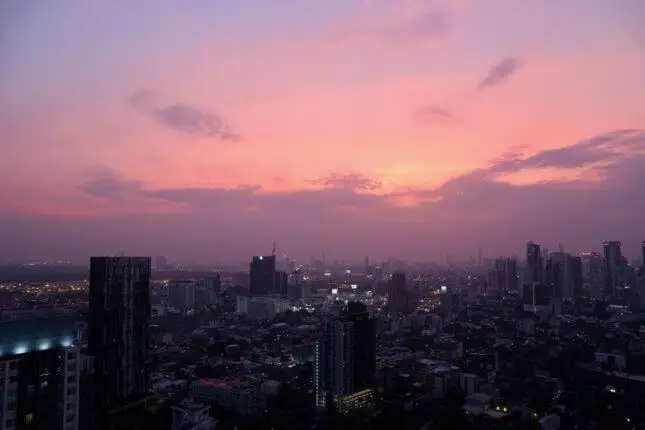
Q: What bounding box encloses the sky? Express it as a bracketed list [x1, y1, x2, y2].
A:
[1, 0, 644, 264]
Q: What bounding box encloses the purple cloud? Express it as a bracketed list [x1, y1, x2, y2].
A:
[478, 57, 522, 90]
[128, 89, 241, 141]
[5, 129, 645, 263]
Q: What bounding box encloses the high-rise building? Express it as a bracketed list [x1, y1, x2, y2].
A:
[388, 272, 414, 312]
[273, 270, 288, 296]
[582, 252, 604, 298]
[249, 256, 276, 296]
[440, 287, 462, 317]
[526, 242, 543, 285]
[205, 273, 222, 305]
[315, 303, 375, 412]
[641, 241, 645, 267]
[546, 252, 572, 299]
[167, 280, 195, 311]
[571, 255, 583, 299]
[0, 317, 80, 430]
[603, 241, 622, 298]
[88, 257, 151, 429]
[492, 258, 519, 292]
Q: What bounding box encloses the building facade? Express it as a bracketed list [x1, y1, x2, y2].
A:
[88, 257, 151, 429]
[0, 317, 79, 430]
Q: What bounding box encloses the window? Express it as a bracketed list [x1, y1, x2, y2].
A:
[8, 402, 15, 411]
[24, 414, 34, 425]
[8, 362, 16, 370]
[67, 352, 75, 360]
[67, 376, 76, 383]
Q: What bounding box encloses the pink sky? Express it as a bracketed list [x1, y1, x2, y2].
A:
[1, 0, 644, 263]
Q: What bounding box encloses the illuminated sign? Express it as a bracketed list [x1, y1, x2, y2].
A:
[331, 288, 338, 295]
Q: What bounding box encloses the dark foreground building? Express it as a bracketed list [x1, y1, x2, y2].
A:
[88, 257, 152, 430]
[0, 317, 80, 430]
[315, 302, 376, 412]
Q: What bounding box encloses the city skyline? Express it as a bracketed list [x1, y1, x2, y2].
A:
[1, 1, 645, 262]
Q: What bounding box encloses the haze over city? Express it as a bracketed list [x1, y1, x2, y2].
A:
[1, 0, 644, 263]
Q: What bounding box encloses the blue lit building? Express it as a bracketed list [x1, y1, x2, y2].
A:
[0, 317, 80, 430]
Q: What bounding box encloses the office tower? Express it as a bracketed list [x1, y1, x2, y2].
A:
[641, 241, 645, 267]
[167, 280, 195, 312]
[478, 247, 484, 266]
[493, 257, 519, 292]
[205, 273, 221, 305]
[249, 256, 276, 296]
[88, 257, 151, 429]
[0, 317, 79, 430]
[603, 241, 622, 298]
[558, 242, 565, 253]
[440, 287, 462, 316]
[582, 252, 604, 298]
[526, 242, 543, 285]
[522, 283, 558, 317]
[546, 253, 573, 298]
[154, 256, 167, 270]
[273, 270, 288, 296]
[315, 302, 375, 412]
[388, 272, 413, 312]
[571, 256, 583, 298]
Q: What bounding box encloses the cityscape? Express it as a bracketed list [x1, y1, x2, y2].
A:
[0, 239, 645, 429]
[2, 1, 645, 429]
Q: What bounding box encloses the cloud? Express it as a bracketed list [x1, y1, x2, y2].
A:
[415, 105, 458, 123]
[80, 169, 145, 200]
[333, 8, 449, 47]
[487, 129, 645, 174]
[478, 57, 522, 90]
[127, 89, 241, 141]
[308, 172, 383, 192]
[6, 129, 645, 263]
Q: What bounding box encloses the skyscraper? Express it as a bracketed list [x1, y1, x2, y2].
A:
[249, 256, 276, 296]
[315, 302, 375, 412]
[493, 257, 519, 292]
[388, 272, 414, 312]
[88, 257, 151, 429]
[641, 241, 645, 267]
[582, 252, 604, 298]
[205, 273, 222, 305]
[167, 280, 195, 312]
[603, 241, 622, 298]
[526, 242, 543, 285]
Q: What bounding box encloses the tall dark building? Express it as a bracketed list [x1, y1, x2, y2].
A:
[0, 317, 80, 430]
[205, 273, 222, 305]
[641, 241, 645, 267]
[249, 256, 276, 295]
[571, 255, 583, 298]
[493, 258, 519, 292]
[603, 241, 622, 298]
[315, 302, 376, 412]
[388, 272, 413, 312]
[526, 242, 543, 285]
[274, 270, 288, 296]
[88, 257, 151, 429]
